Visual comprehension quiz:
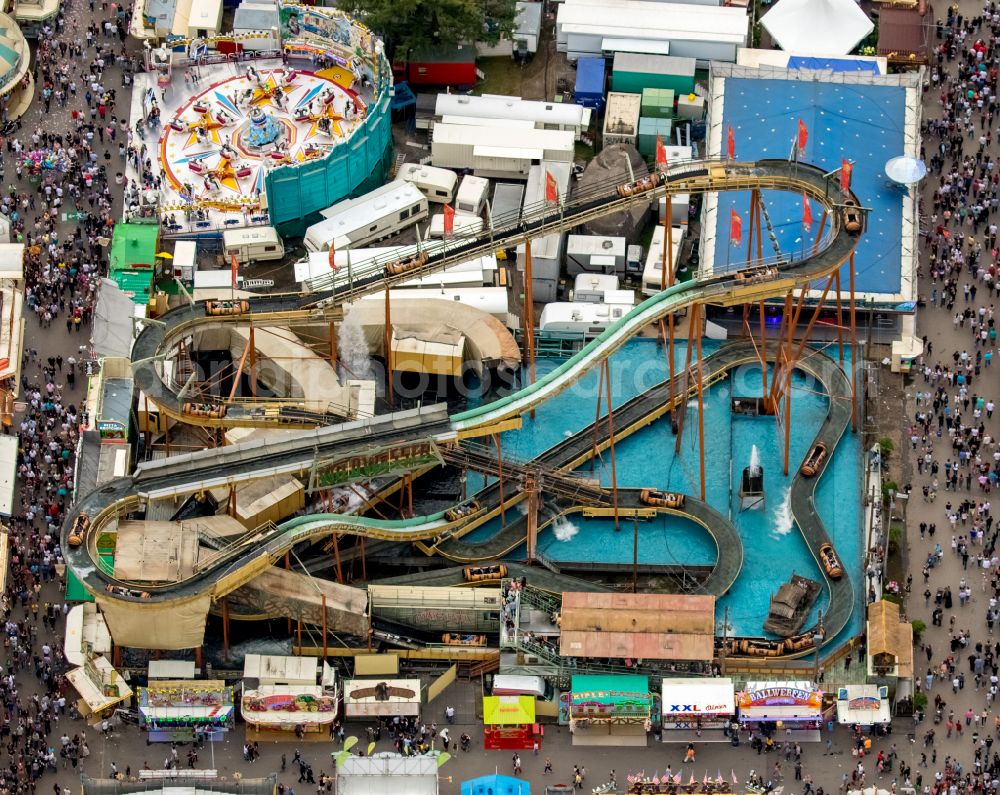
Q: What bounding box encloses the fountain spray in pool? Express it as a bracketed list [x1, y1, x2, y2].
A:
[772, 487, 794, 536]
[552, 516, 579, 542]
[337, 310, 374, 382]
[739, 444, 765, 510]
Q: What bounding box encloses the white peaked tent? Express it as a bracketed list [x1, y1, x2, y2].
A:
[761, 0, 874, 56]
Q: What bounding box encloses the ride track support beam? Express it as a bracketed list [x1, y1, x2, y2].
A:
[834, 270, 846, 364]
[523, 239, 537, 419]
[331, 528, 344, 584]
[383, 282, 394, 409]
[674, 313, 697, 454]
[604, 358, 620, 529]
[694, 304, 706, 502]
[591, 362, 606, 471]
[848, 252, 859, 432]
[525, 476, 539, 563]
[493, 433, 505, 529]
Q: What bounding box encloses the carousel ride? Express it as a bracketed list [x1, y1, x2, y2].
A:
[150, 63, 369, 230]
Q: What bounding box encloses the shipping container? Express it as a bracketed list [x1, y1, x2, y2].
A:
[436, 93, 593, 140]
[456, 175, 490, 216]
[641, 87, 675, 119]
[490, 183, 526, 230]
[304, 182, 429, 253]
[603, 92, 642, 148]
[638, 116, 673, 157]
[641, 224, 686, 296]
[396, 45, 478, 87]
[612, 53, 697, 95]
[574, 57, 607, 110]
[431, 124, 576, 178]
[396, 163, 459, 204]
[566, 235, 629, 275]
[557, 0, 748, 63]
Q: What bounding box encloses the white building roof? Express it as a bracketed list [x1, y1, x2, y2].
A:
[760, 0, 874, 56]
[436, 93, 592, 129]
[432, 124, 576, 157]
[557, 0, 749, 45]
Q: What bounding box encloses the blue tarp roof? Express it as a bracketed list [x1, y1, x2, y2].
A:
[462, 776, 530, 795]
[786, 56, 881, 74]
[391, 81, 416, 110]
[575, 56, 606, 97]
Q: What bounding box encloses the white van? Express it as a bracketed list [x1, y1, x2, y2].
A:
[396, 163, 459, 204]
[455, 175, 489, 216]
[223, 226, 285, 265]
[492, 674, 553, 700]
[429, 211, 484, 239]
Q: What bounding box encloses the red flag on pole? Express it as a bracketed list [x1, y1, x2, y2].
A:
[841, 158, 853, 191]
[802, 192, 813, 232]
[727, 125, 735, 160]
[730, 208, 743, 246]
[231, 253, 239, 288]
[544, 170, 558, 203]
[655, 134, 667, 171]
[797, 118, 808, 156]
[328, 241, 337, 270]
[443, 203, 455, 238]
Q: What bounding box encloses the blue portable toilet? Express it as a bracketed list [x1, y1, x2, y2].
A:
[462, 776, 530, 795]
[575, 57, 606, 111]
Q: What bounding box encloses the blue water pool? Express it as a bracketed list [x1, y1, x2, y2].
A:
[465, 338, 863, 642]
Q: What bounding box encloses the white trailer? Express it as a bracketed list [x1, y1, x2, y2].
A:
[456, 175, 490, 216]
[641, 224, 686, 296]
[172, 239, 197, 283]
[538, 302, 633, 334]
[566, 235, 629, 275]
[360, 286, 511, 324]
[396, 163, 459, 204]
[439, 116, 538, 130]
[516, 161, 571, 303]
[431, 124, 576, 179]
[571, 273, 620, 303]
[428, 212, 485, 239]
[435, 93, 593, 141]
[490, 183, 525, 230]
[304, 182, 428, 253]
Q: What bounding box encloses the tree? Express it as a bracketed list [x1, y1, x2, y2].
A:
[341, 0, 516, 59]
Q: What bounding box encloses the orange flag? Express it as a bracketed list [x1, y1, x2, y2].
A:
[802, 192, 812, 232]
[443, 203, 455, 238]
[730, 208, 742, 246]
[544, 170, 558, 203]
[328, 241, 337, 270]
[655, 134, 667, 171]
[231, 253, 239, 288]
[797, 119, 808, 156]
[841, 159, 853, 191]
[727, 125, 735, 160]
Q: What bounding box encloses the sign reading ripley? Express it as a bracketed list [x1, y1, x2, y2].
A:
[308, 441, 442, 491]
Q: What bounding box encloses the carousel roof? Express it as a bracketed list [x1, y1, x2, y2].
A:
[0, 16, 27, 91]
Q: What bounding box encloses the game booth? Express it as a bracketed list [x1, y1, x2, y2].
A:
[736, 681, 824, 737]
[835, 685, 891, 730]
[564, 675, 652, 746]
[343, 679, 422, 719]
[138, 680, 234, 742]
[483, 695, 543, 751]
[660, 678, 735, 737]
[241, 687, 338, 734]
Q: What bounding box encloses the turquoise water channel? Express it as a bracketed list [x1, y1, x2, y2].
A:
[464, 338, 863, 641]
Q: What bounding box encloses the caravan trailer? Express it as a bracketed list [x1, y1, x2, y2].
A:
[304, 182, 429, 253]
[223, 226, 285, 265]
[455, 175, 490, 216]
[396, 163, 459, 204]
[538, 302, 633, 335]
[429, 212, 484, 239]
[641, 224, 686, 296]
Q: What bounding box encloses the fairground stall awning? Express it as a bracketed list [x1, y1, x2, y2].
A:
[344, 679, 421, 718]
[65, 656, 132, 717]
[241, 685, 337, 728]
[139, 680, 234, 725]
[836, 685, 891, 726]
[337, 754, 438, 795]
[462, 775, 530, 795]
[736, 681, 823, 721]
[661, 678, 735, 716]
[570, 675, 651, 722]
[484, 695, 536, 725]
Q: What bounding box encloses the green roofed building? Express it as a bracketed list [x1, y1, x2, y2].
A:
[109, 223, 159, 306]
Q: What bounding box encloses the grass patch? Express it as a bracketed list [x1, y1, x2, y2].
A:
[476, 58, 526, 97]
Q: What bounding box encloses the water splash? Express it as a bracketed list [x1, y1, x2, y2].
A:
[337, 310, 374, 381]
[552, 516, 579, 542]
[772, 487, 793, 536]
[749, 444, 762, 476]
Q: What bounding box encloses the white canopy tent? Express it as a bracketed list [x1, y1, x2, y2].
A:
[836, 685, 892, 726]
[761, 0, 874, 56]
